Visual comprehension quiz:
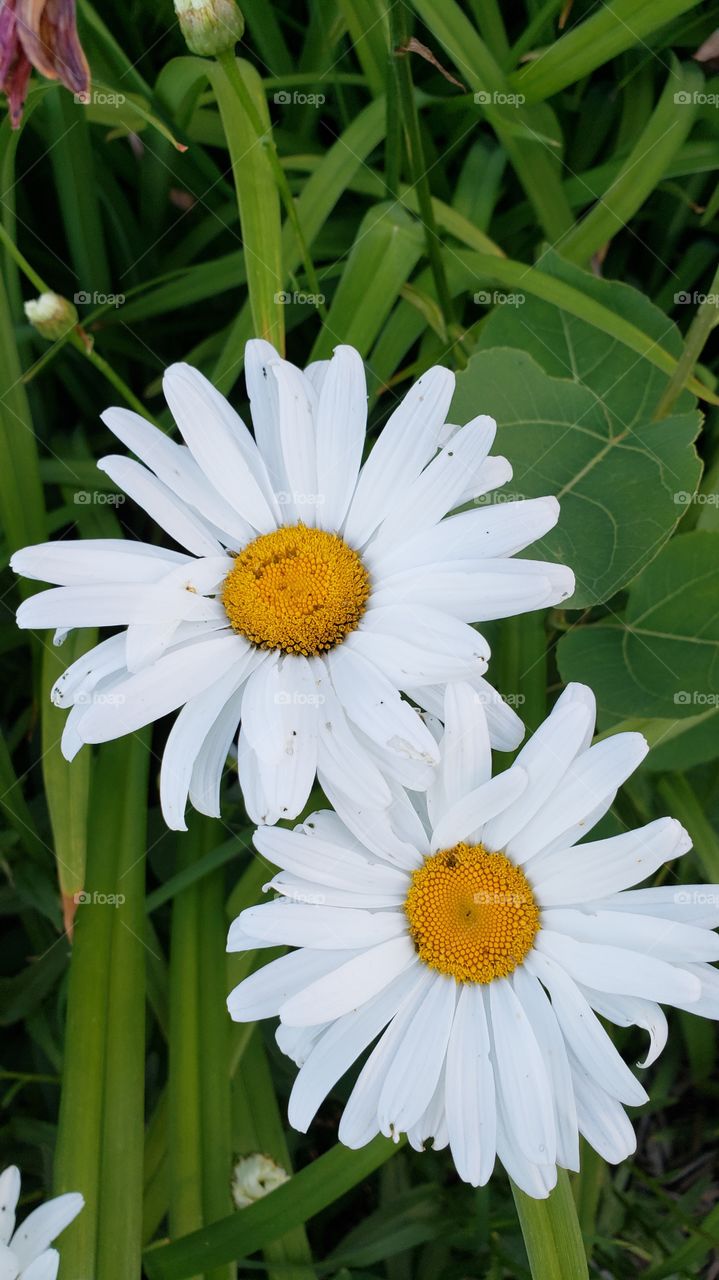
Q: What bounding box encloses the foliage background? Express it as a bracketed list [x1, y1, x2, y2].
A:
[1, 0, 719, 1276]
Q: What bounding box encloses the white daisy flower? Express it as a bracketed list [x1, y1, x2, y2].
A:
[0, 1166, 83, 1280]
[12, 341, 573, 830]
[227, 681, 719, 1198]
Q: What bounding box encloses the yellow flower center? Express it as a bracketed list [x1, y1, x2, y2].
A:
[222, 524, 371, 656]
[404, 843, 540, 984]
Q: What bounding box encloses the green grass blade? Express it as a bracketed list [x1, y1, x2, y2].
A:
[559, 59, 702, 266]
[208, 57, 285, 352]
[144, 1136, 404, 1279]
[510, 0, 701, 103]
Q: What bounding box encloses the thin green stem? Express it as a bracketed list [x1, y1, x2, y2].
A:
[654, 261, 719, 419]
[389, 6, 466, 362]
[0, 217, 160, 423]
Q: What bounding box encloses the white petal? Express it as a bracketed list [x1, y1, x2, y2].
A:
[163, 363, 278, 532]
[488, 978, 556, 1165]
[577, 987, 667, 1069]
[101, 405, 254, 545]
[338, 972, 431, 1149]
[457, 453, 512, 505]
[344, 366, 455, 548]
[532, 818, 691, 906]
[267, 872, 403, 911]
[237, 901, 407, 949]
[244, 339, 285, 492]
[596, 885, 719, 930]
[315, 346, 367, 531]
[160, 662, 251, 829]
[569, 1052, 636, 1164]
[319, 774, 423, 871]
[253, 826, 407, 895]
[280, 935, 418, 1026]
[370, 563, 565, 622]
[77, 633, 250, 742]
[428, 681, 491, 829]
[367, 496, 561, 578]
[431, 766, 528, 852]
[526, 950, 647, 1106]
[11, 540, 188, 586]
[407, 1068, 448, 1153]
[0, 1168, 20, 1246]
[541, 906, 719, 963]
[536, 930, 701, 1005]
[369, 414, 495, 553]
[97, 455, 223, 557]
[445, 984, 496, 1186]
[227, 948, 353, 1020]
[495, 1119, 557, 1200]
[288, 968, 419, 1131]
[314, 670, 392, 810]
[354, 605, 489, 685]
[513, 966, 579, 1170]
[328, 646, 439, 766]
[672, 961, 719, 1018]
[377, 973, 455, 1137]
[507, 733, 649, 864]
[19, 1248, 60, 1280]
[17, 583, 216, 630]
[10, 1194, 83, 1269]
[273, 360, 317, 526]
[483, 686, 596, 852]
[190, 682, 246, 817]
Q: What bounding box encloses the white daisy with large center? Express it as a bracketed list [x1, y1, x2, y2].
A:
[11, 341, 573, 829]
[227, 681, 719, 1197]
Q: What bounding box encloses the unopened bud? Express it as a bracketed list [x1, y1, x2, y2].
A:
[24, 292, 78, 341]
[231, 1153, 289, 1209]
[174, 0, 244, 56]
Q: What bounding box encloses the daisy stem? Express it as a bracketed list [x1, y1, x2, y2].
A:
[95, 737, 151, 1280]
[53, 737, 150, 1280]
[511, 1170, 589, 1280]
[169, 819, 234, 1280]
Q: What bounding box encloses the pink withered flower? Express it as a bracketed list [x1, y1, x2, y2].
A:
[0, 0, 89, 127]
